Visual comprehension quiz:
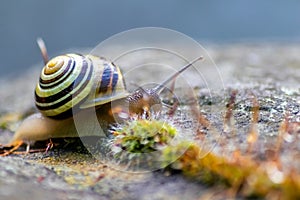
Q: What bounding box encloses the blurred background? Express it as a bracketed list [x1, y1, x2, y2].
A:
[1, 0, 300, 78]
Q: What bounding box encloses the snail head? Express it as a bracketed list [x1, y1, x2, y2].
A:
[127, 56, 204, 117]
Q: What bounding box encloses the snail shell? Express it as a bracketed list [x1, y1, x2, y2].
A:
[35, 54, 128, 119]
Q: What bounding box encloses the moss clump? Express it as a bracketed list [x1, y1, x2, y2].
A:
[162, 141, 227, 185]
[162, 141, 300, 199]
[111, 119, 177, 155]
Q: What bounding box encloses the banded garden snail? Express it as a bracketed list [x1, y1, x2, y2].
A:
[0, 38, 203, 155]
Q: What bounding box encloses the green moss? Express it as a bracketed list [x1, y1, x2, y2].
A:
[111, 119, 177, 155]
[161, 141, 300, 198]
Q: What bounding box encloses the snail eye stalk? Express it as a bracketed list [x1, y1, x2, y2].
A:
[37, 37, 49, 64]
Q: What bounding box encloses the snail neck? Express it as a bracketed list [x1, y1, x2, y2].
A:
[126, 88, 161, 117]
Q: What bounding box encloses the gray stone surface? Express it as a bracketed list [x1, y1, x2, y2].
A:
[0, 43, 299, 199]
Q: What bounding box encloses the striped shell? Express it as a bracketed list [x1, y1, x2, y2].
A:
[35, 54, 128, 119]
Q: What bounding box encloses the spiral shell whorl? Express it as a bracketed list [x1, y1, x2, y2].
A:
[35, 54, 128, 119]
[35, 54, 95, 119]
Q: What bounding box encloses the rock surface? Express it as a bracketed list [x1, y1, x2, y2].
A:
[0, 43, 299, 199]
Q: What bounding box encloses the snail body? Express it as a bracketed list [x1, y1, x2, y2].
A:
[10, 101, 120, 145]
[0, 39, 203, 156]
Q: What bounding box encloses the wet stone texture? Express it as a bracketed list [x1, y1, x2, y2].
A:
[0, 43, 299, 199]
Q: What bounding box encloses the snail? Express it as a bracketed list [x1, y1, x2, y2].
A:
[0, 38, 203, 156]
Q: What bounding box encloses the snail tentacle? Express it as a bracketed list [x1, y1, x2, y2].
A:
[37, 38, 49, 64]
